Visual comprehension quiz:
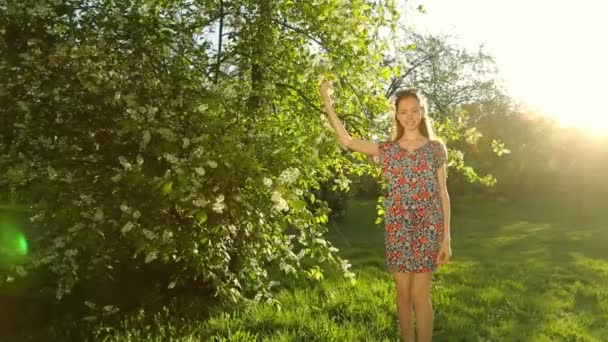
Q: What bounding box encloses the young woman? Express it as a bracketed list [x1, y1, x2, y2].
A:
[319, 79, 452, 342]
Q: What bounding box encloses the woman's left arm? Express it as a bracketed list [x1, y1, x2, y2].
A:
[437, 164, 451, 244]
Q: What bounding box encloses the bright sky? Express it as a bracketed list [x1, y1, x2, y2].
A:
[405, 0, 608, 134]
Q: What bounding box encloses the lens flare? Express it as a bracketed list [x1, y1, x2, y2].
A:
[17, 234, 28, 256]
[0, 216, 28, 258]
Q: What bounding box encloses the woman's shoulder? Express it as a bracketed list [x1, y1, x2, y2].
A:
[428, 139, 447, 155]
[428, 138, 446, 148]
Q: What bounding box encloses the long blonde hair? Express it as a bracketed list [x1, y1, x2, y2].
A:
[391, 89, 436, 142]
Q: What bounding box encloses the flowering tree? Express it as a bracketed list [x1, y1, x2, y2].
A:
[0, 0, 401, 306]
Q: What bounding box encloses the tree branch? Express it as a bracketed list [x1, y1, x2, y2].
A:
[275, 82, 324, 113]
[272, 19, 326, 50]
[385, 53, 435, 98]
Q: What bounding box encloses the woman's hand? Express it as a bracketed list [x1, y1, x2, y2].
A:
[319, 79, 333, 100]
[437, 238, 451, 266]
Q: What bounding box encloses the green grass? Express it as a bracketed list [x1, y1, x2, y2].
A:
[99, 196, 608, 341]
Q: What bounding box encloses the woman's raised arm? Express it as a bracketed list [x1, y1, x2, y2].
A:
[319, 79, 379, 156]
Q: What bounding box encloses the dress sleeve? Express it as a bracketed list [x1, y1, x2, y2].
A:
[434, 140, 448, 169]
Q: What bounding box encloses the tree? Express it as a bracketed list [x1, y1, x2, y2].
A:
[0, 0, 403, 310]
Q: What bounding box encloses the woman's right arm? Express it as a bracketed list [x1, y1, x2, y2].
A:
[319, 80, 380, 156]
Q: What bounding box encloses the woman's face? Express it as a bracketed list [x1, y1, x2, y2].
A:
[396, 96, 423, 131]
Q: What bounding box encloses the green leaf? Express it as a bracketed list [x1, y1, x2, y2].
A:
[195, 212, 208, 224]
[161, 182, 173, 195]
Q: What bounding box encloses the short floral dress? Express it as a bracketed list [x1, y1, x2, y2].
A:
[377, 140, 448, 273]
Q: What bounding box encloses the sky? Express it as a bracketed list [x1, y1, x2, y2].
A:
[404, 0, 608, 134]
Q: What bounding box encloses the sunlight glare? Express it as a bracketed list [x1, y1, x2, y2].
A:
[407, 0, 608, 136]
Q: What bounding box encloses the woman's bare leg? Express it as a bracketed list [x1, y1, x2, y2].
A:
[393, 271, 415, 342]
[411, 272, 434, 342]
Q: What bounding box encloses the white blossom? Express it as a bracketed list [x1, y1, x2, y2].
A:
[93, 208, 104, 222]
[465, 127, 483, 145]
[142, 229, 156, 240]
[80, 194, 94, 204]
[271, 191, 289, 212]
[193, 198, 209, 207]
[195, 167, 206, 176]
[142, 130, 151, 148]
[65, 249, 78, 257]
[144, 251, 157, 263]
[121, 221, 134, 233]
[226, 224, 237, 235]
[279, 261, 296, 274]
[279, 167, 300, 184]
[263, 177, 273, 187]
[156, 128, 176, 141]
[162, 230, 173, 242]
[147, 106, 158, 115]
[15, 266, 27, 277]
[212, 202, 226, 213]
[163, 153, 179, 164]
[193, 146, 205, 157]
[207, 160, 218, 168]
[276, 200, 289, 212]
[64, 172, 74, 184]
[271, 191, 282, 203]
[118, 156, 132, 171]
[47, 166, 58, 180]
[29, 212, 44, 223]
[212, 194, 226, 213]
[334, 177, 351, 189]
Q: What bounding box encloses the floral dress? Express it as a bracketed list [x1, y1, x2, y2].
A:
[377, 140, 448, 273]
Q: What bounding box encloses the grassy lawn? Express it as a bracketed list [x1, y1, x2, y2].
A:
[100, 196, 608, 341]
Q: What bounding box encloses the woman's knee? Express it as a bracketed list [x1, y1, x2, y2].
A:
[410, 273, 433, 305]
[411, 285, 431, 306]
[396, 287, 413, 306]
[393, 272, 413, 306]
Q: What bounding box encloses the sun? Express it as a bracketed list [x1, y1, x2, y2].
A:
[525, 91, 608, 137]
[406, 0, 608, 137]
[509, 54, 608, 137]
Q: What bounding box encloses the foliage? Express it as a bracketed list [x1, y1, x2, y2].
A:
[0, 0, 406, 311]
[459, 111, 608, 198]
